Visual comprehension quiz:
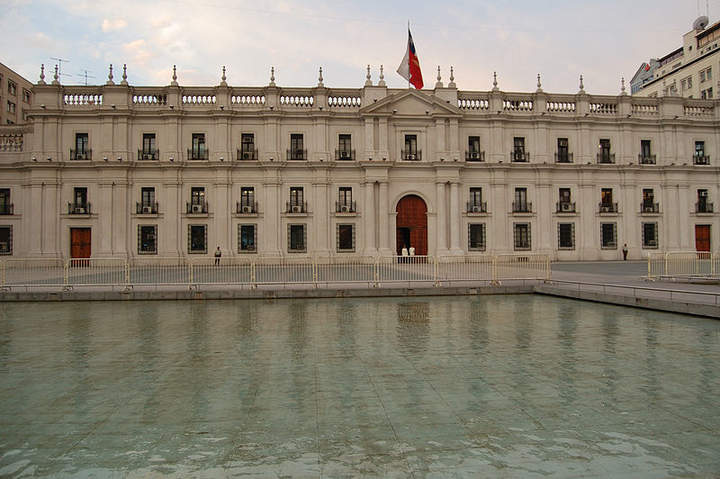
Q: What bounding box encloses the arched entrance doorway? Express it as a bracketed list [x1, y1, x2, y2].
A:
[396, 195, 428, 255]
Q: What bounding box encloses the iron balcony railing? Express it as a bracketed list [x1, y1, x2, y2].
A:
[466, 201, 487, 213]
[137, 149, 159, 161]
[187, 148, 209, 161]
[511, 151, 529, 162]
[236, 201, 258, 214]
[599, 202, 619, 213]
[597, 152, 615, 164]
[401, 150, 422, 161]
[68, 202, 91, 214]
[136, 202, 159, 214]
[335, 200, 356, 213]
[287, 149, 307, 161]
[641, 202, 660, 214]
[638, 154, 657, 165]
[512, 201, 532, 213]
[335, 149, 356, 161]
[696, 201, 714, 213]
[694, 155, 710, 165]
[237, 148, 258, 161]
[555, 152, 573, 163]
[465, 150, 485, 162]
[70, 149, 92, 161]
[286, 201, 308, 213]
[0, 203, 13, 215]
[556, 201, 576, 213]
[186, 201, 208, 214]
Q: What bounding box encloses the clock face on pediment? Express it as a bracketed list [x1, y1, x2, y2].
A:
[359, 90, 460, 117]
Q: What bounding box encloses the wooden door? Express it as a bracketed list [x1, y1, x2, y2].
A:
[695, 225, 711, 252]
[70, 228, 91, 258]
[396, 195, 428, 255]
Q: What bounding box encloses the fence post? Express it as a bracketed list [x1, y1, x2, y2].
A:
[713, 253, 717, 276]
[124, 261, 130, 284]
[251, 262, 256, 286]
[64, 260, 69, 285]
[647, 253, 651, 278]
[312, 257, 318, 288]
[373, 256, 379, 287]
[188, 262, 193, 284]
[545, 255, 551, 280]
[433, 256, 439, 286]
[492, 256, 498, 282]
[664, 253, 668, 276]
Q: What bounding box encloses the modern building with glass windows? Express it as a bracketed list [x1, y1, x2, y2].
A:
[0, 63, 718, 261]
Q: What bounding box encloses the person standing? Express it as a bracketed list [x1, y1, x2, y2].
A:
[622, 243, 628, 261]
[214, 246, 222, 265]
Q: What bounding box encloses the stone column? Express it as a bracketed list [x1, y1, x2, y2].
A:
[378, 181, 392, 255]
[97, 183, 114, 256]
[364, 118, 374, 160]
[435, 181, 448, 255]
[378, 118, 389, 159]
[363, 180, 376, 256]
[162, 182, 181, 256]
[263, 181, 282, 257]
[449, 181, 462, 254]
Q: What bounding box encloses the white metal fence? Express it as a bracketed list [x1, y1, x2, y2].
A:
[0, 254, 550, 289]
[647, 252, 719, 279]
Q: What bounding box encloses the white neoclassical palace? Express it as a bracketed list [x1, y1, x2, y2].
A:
[0, 64, 718, 261]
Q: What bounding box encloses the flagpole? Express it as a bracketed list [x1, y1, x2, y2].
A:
[407, 20, 411, 89]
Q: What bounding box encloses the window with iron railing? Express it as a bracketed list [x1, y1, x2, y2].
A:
[642, 222, 659, 249]
[696, 189, 713, 213]
[238, 187, 256, 214]
[139, 133, 158, 160]
[694, 141, 709, 165]
[336, 134, 354, 160]
[137, 187, 158, 214]
[69, 187, 90, 214]
[598, 139, 614, 164]
[402, 134, 420, 160]
[189, 133, 207, 160]
[467, 188, 486, 213]
[641, 189, 659, 213]
[601, 223, 617, 249]
[288, 224, 307, 252]
[188, 225, 207, 253]
[557, 188, 575, 213]
[512, 188, 530, 213]
[512, 137, 528, 162]
[558, 223, 575, 249]
[239, 133, 257, 160]
[468, 223, 486, 251]
[0, 225, 12, 255]
[288, 134, 306, 160]
[639, 140, 655, 164]
[187, 187, 208, 214]
[72, 133, 90, 160]
[337, 187, 355, 212]
[138, 225, 157, 254]
[556, 138, 572, 163]
[466, 136, 484, 161]
[513, 223, 531, 250]
[238, 224, 257, 253]
[337, 224, 355, 252]
[0, 189, 12, 215]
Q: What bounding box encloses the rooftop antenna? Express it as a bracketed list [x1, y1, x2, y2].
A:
[76, 70, 95, 86]
[50, 57, 70, 80]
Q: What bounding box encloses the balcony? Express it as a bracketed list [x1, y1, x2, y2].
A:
[236, 201, 258, 214]
[186, 201, 208, 214]
[511, 151, 529, 162]
[136, 202, 159, 214]
[0, 203, 14, 215]
[67, 202, 91, 215]
[694, 155, 710, 165]
[286, 201, 308, 214]
[237, 148, 258, 161]
[287, 149, 307, 161]
[335, 201, 356, 213]
[512, 201, 532, 213]
[401, 150, 422, 161]
[597, 152, 615, 164]
[466, 201, 488, 214]
[640, 202, 660, 214]
[137, 149, 159, 161]
[70, 149, 92, 161]
[638, 154, 657, 165]
[696, 201, 714, 213]
[335, 149, 356, 161]
[556, 201, 576, 213]
[187, 149, 209, 161]
[465, 151, 485, 162]
[598, 202, 619, 213]
[555, 152, 574, 163]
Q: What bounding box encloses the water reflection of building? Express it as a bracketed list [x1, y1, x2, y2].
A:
[396, 302, 430, 354]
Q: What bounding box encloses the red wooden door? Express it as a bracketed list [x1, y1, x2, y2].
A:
[695, 225, 711, 252]
[396, 195, 428, 255]
[70, 228, 92, 258]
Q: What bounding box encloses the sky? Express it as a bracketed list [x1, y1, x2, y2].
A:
[2, 0, 719, 94]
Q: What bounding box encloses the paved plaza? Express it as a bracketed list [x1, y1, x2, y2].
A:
[1, 295, 719, 477]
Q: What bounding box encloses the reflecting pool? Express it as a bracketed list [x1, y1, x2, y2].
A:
[1, 296, 719, 478]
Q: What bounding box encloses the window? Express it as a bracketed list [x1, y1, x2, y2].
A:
[513, 223, 531, 250]
[288, 224, 307, 252]
[640, 140, 652, 160]
[557, 138, 569, 163]
[601, 223, 617, 249]
[0, 189, 11, 215]
[142, 134, 156, 156]
[290, 187, 304, 206]
[240, 187, 255, 211]
[599, 139, 612, 163]
[707, 67, 712, 81]
[338, 134, 352, 160]
[290, 134, 305, 160]
[0, 226, 12, 254]
[240, 133, 255, 160]
[7, 81, 16, 96]
[601, 188, 613, 205]
[238, 224, 257, 253]
[559, 188, 571, 203]
[642, 222, 659, 249]
[6, 101, 15, 114]
[558, 223, 575, 250]
[191, 187, 205, 205]
[642, 188, 655, 212]
[22, 89, 30, 103]
[467, 136, 482, 160]
[697, 189, 711, 213]
[191, 133, 206, 160]
[513, 187, 529, 212]
[337, 224, 355, 252]
[74, 133, 89, 160]
[695, 141, 706, 158]
[188, 225, 207, 253]
[338, 187, 353, 212]
[469, 187, 482, 208]
[468, 224, 486, 251]
[513, 137, 526, 161]
[141, 187, 155, 207]
[403, 134, 418, 160]
[138, 225, 157, 254]
[74, 187, 88, 207]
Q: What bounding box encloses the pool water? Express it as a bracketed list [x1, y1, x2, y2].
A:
[0, 295, 719, 478]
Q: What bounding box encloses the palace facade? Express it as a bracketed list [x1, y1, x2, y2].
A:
[0, 64, 718, 261]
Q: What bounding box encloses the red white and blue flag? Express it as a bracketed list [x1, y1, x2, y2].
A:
[397, 28, 424, 89]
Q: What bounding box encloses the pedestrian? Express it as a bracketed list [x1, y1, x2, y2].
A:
[401, 246, 409, 263]
[622, 243, 628, 261]
[214, 246, 222, 265]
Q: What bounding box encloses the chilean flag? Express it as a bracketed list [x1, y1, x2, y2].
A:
[397, 28, 424, 89]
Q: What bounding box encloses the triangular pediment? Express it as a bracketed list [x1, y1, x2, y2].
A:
[360, 89, 461, 117]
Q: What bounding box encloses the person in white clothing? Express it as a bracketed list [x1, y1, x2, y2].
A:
[408, 246, 415, 256]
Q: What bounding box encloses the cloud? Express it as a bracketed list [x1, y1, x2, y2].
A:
[123, 39, 153, 66]
[101, 18, 127, 32]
